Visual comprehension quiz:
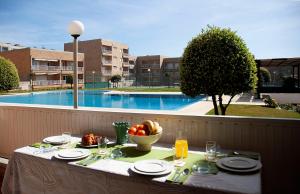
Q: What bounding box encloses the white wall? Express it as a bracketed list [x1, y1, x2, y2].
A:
[263, 93, 300, 103]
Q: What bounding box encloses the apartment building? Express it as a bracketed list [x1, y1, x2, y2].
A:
[161, 57, 181, 86]
[0, 48, 84, 88]
[135, 55, 166, 86]
[135, 55, 181, 86]
[0, 42, 25, 52]
[64, 39, 130, 82]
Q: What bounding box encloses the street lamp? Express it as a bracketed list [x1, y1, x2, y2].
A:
[92, 70, 95, 89]
[68, 20, 84, 109]
[147, 68, 151, 88]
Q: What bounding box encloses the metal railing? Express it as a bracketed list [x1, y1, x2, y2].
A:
[102, 49, 112, 54]
[102, 60, 112, 65]
[32, 65, 60, 71]
[32, 65, 84, 72]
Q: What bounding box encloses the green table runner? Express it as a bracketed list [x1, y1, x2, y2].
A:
[31, 142, 218, 184]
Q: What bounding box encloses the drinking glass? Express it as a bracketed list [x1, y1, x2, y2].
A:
[97, 136, 108, 155]
[206, 141, 217, 162]
[175, 130, 188, 159]
[172, 146, 185, 166]
[62, 132, 71, 143]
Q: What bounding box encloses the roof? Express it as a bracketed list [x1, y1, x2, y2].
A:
[257, 57, 300, 67]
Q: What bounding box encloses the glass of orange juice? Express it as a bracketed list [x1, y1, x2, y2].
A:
[175, 138, 188, 158]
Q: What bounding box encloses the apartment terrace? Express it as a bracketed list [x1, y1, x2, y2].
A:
[0, 104, 299, 194]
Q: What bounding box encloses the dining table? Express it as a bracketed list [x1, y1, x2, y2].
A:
[1, 136, 261, 194]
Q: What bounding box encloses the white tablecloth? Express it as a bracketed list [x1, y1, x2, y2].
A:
[1, 139, 261, 194]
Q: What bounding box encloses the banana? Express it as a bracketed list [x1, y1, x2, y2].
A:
[143, 120, 154, 134]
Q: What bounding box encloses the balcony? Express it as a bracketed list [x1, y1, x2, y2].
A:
[101, 69, 112, 76]
[102, 49, 112, 55]
[32, 65, 84, 72]
[122, 70, 129, 76]
[122, 62, 129, 67]
[32, 65, 60, 71]
[102, 60, 112, 66]
[122, 53, 129, 58]
[61, 66, 84, 72]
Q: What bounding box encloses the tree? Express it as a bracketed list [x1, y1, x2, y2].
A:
[110, 75, 122, 88]
[260, 67, 271, 84]
[66, 75, 73, 89]
[0, 56, 19, 91]
[180, 26, 257, 115]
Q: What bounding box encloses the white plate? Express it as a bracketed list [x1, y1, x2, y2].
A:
[222, 157, 257, 169]
[130, 160, 173, 176]
[54, 149, 91, 160]
[217, 157, 262, 173]
[134, 160, 167, 173]
[43, 136, 68, 145]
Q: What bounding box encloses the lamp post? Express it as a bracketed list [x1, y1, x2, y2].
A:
[92, 70, 95, 89]
[68, 20, 84, 109]
[147, 68, 151, 88]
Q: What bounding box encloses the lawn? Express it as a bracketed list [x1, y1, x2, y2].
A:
[206, 104, 300, 119]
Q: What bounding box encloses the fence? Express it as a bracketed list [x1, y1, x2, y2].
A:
[0, 104, 299, 193]
[85, 82, 110, 89]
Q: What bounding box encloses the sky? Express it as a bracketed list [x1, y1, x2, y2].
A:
[0, 0, 299, 59]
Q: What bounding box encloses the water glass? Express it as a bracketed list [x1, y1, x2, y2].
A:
[97, 136, 108, 155]
[206, 141, 217, 162]
[62, 132, 71, 143]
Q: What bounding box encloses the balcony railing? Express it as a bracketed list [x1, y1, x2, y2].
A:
[32, 65, 60, 71]
[122, 71, 129, 76]
[101, 69, 112, 76]
[61, 66, 84, 72]
[123, 53, 129, 57]
[102, 49, 112, 55]
[32, 65, 84, 72]
[102, 60, 112, 65]
[123, 62, 129, 67]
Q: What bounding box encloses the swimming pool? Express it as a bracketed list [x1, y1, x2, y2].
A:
[0, 90, 204, 110]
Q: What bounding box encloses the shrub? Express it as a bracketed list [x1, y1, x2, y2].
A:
[263, 95, 279, 108]
[180, 26, 257, 115]
[0, 56, 19, 91]
[66, 75, 73, 88]
[260, 67, 271, 83]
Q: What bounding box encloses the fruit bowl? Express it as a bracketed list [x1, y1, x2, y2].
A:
[129, 132, 162, 151]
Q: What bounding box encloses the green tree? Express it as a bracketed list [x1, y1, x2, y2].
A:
[0, 56, 19, 91]
[180, 26, 257, 115]
[66, 75, 73, 89]
[260, 67, 271, 84]
[110, 75, 122, 88]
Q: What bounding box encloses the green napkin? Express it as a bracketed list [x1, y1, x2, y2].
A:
[30, 142, 52, 148]
[165, 152, 219, 184]
[76, 153, 103, 166]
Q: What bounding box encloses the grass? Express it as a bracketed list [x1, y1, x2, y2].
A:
[206, 104, 300, 119]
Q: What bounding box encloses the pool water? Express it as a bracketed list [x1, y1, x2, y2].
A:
[0, 90, 204, 110]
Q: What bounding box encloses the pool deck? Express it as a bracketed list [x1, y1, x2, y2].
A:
[0, 91, 264, 115]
